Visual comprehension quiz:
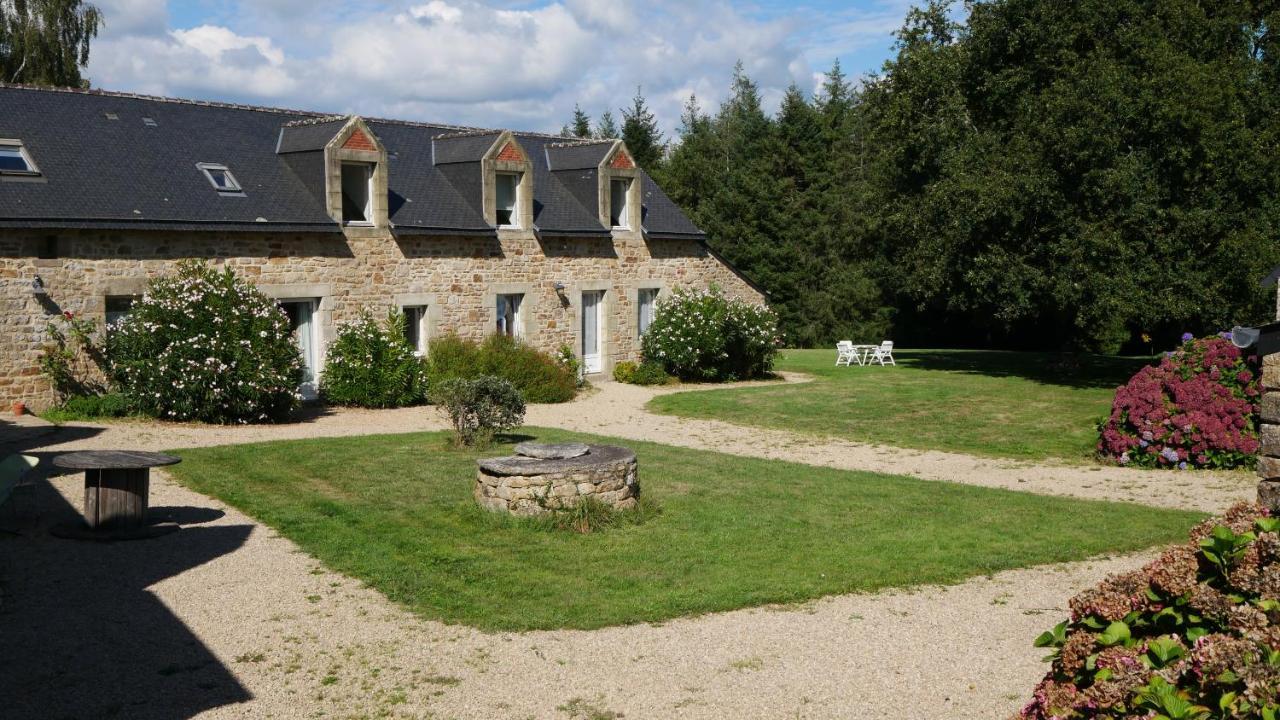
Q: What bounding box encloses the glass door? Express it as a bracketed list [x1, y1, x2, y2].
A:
[279, 299, 318, 399]
[581, 290, 603, 374]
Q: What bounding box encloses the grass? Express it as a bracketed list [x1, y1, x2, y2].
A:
[648, 348, 1154, 463]
[165, 427, 1202, 631]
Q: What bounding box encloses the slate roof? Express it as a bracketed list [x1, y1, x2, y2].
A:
[0, 84, 705, 239]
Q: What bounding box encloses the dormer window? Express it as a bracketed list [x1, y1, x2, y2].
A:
[0, 140, 39, 175]
[610, 178, 631, 228]
[495, 172, 520, 227]
[196, 163, 242, 193]
[341, 162, 373, 224]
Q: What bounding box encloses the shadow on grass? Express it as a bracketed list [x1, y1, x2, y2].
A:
[897, 350, 1153, 390]
[0, 456, 253, 719]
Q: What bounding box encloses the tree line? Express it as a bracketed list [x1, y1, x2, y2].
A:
[570, 0, 1280, 353]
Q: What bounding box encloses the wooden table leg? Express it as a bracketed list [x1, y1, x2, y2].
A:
[83, 468, 150, 530]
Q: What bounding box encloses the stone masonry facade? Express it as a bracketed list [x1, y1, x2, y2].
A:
[1258, 354, 1280, 508]
[0, 225, 764, 410]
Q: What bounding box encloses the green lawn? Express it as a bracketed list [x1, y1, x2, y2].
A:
[166, 428, 1200, 631]
[648, 349, 1153, 463]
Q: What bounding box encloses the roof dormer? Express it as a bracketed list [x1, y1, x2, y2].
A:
[277, 115, 389, 228]
[434, 129, 533, 230]
[599, 141, 640, 231]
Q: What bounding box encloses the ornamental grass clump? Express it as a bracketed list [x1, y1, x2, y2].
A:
[1098, 335, 1260, 470]
[640, 287, 779, 382]
[107, 260, 304, 424]
[320, 310, 428, 408]
[1021, 503, 1280, 719]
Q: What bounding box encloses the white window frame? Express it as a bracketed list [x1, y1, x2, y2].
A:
[637, 288, 659, 336]
[496, 293, 524, 339]
[610, 177, 631, 229]
[340, 162, 374, 226]
[0, 139, 40, 176]
[195, 162, 243, 194]
[402, 305, 429, 356]
[495, 171, 521, 229]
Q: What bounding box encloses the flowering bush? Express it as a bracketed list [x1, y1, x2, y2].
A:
[426, 334, 577, 403]
[320, 310, 429, 408]
[1021, 503, 1280, 719]
[1098, 335, 1261, 470]
[640, 287, 780, 382]
[107, 260, 303, 423]
[432, 375, 525, 447]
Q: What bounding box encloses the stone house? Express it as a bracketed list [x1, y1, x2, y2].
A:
[0, 84, 764, 409]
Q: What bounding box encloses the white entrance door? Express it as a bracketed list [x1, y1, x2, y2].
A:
[581, 290, 603, 374]
[279, 299, 319, 399]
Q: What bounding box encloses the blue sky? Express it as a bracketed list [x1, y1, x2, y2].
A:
[87, 0, 920, 136]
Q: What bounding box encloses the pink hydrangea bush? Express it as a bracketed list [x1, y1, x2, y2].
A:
[1022, 503, 1280, 719]
[1098, 335, 1261, 470]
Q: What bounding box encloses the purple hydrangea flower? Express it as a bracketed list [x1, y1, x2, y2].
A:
[1178, 461, 1188, 470]
[1181, 332, 1195, 342]
[1161, 447, 1180, 463]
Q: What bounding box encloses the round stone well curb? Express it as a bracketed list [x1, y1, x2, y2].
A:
[475, 443, 639, 516]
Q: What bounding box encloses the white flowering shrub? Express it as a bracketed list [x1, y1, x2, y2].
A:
[107, 260, 304, 423]
[321, 310, 428, 408]
[640, 287, 780, 382]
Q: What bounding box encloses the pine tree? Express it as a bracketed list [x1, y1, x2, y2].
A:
[561, 104, 592, 138]
[593, 111, 619, 140]
[621, 87, 665, 171]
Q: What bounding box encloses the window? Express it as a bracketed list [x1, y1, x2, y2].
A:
[105, 296, 136, 330]
[196, 163, 242, 193]
[402, 305, 428, 355]
[341, 163, 373, 224]
[0, 140, 39, 175]
[279, 299, 320, 398]
[496, 294, 523, 338]
[610, 177, 631, 228]
[495, 172, 519, 227]
[142, 117, 158, 128]
[637, 288, 659, 336]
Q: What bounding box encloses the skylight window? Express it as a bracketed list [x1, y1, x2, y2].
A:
[0, 140, 39, 175]
[196, 162, 243, 194]
[142, 117, 158, 127]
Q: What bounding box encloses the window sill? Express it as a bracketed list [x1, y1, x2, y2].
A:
[344, 221, 374, 227]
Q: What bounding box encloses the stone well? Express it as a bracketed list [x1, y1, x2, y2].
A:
[475, 442, 639, 516]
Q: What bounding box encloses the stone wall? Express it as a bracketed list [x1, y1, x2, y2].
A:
[1260, 355, 1280, 509]
[474, 445, 639, 516]
[0, 225, 764, 409]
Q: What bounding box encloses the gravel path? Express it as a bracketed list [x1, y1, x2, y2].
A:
[0, 378, 1254, 719]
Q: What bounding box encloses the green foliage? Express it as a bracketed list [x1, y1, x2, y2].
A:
[562, 103, 592, 138]
[431, 375, 525, 447]
[0, 0, 102, 88]
[655, 1, 1280, 350]
[620, 86, 665, 171]
[41, 392, 130, 423]
[612, 360, 673, 386]
[38, 310, 108, 400]
[594, 110, 619, 140]
[320, 310, 428, 408]
[640, 287, 779, 382]
[107, 260, 304, 424]
[1021, 503, 1280, 719]
[425, 334, 577, 403]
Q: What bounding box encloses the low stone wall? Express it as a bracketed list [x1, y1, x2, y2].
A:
[475, 443, 638, 516]
[1259, 354, 1280, 509]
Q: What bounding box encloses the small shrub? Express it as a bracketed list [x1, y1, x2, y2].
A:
[432, 375, 525, 447]
[107, 260, 304, 424]
[613, 360, 673, 386]
[1098, 334, 1260, 469]
[640, 287, 779, 382]
[426, 334, 576, 403]
[42, 392, 132, 423]
[1020, 502, 1280, 719]
[320, 310, 428, 408]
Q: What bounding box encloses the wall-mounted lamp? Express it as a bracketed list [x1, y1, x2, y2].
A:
[30, 275, 46, 295]
[553, 281, 566, 292]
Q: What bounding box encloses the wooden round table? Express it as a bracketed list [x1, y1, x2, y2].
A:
[51, 450, 181, 540]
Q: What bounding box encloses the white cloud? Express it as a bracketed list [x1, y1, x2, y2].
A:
[84, 0, 883, 136]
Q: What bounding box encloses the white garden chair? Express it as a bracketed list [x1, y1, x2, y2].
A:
[869, 341, 896, 366]
[835, 340, 856, 367]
